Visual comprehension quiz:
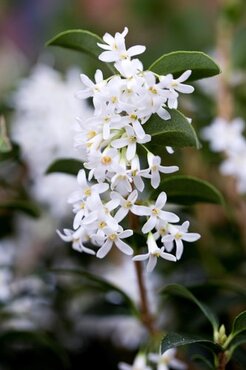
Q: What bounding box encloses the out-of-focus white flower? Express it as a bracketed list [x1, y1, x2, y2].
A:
[10, 63, 92, 217]
[149, 349, 187, 370]
[119, 353, 152, 370]
[201, 117, 246, 153]
[202, 116, 246, 194]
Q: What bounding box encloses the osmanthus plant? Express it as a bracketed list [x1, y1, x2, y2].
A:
[45, 27, 232, 368]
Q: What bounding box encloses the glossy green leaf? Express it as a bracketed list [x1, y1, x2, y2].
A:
[149, 51, 221, 81]
[144, 109, 200, 149]
[0, 200, 41, 218]
[46, 158, 84, 176]
[229, 332, 246, 355]
[51, 268, 139, 317]
[232, 311, 246, 336]
[162, 284, 219, 332]
[161, 332, 221, 354]
[192, 354, 214, 369]
[46, 29, 114, 73]
[152, 175, 224, 205]
[46, 29, 102, 58]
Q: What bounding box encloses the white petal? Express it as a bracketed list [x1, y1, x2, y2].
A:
[157, 107, 171, 120]
[156, 192, 167, 209]
[111, 138, 129, 148]
[73, 209, 85, 229]
[175, 84, 194, 94]
[182, 233, 201, 242]
[126, 142, 136, 161]
[128, 189, 138, 203]
[98, 50, 119, 62]
[132, 253, 149, 261]
[133, 176, 145, 192]
[131, 205, 151, 216]
[160, 251, 176, 262]
[147, 255, 157, 272]
[176, 239, 184, 260]
[132, 120, 146, 139]
[81, 245, 96, 255]
[115, 239, 133, 255]
[177, 69, 192, 82]
[114, 207, 128, 222]
[159, 165, 179, 174]
[142, 216, 157, 233]
[119, 229, 133, 238]
[96, 239, 112, 258]
[159, 210, 179, 223]
[150, 170, 160, 189]
[127, 45, 146, 56]
[77, 169, 87, 186]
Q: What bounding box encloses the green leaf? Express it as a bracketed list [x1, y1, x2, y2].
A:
[229, 332, 246, 355]
[46, 29, 114, 73]
[0, 116, 12, 153]
[0, 200, 41, 218]
[152, 175, 224, 205]
[192, 354, 214, 369]
[46, 29, 102, 58]
[51, 268, 139, 317]
[149, 51, 220, 81]
[232, 311, 246, 337]
[162, 284, 219, 332]
[161, 332, 221, 354]
[46, 158, 84, 176]
[144, 109, 200, 149]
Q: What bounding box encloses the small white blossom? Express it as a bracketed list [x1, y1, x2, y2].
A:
[132, 192, 179, 234]
[133, 233, 176, 272]
[96, 228, 133, 258]
[98, 27, 146, 63]
[162, 221, 200, 260]
[149, 349, 187, 370]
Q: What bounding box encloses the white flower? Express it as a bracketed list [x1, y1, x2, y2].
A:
[119, 353, 152, 370]
[97, 27, 146, 63]
[96, 228, 133, 258]
[201, 117, 246, 153]
[160, 70, 194, 109]
[56, 227, 95, 255]
[133, 233, 176, 272]
[76, 69, 105, 99]
[162, 221, 200, 260]
[68, 170, 109, 229]
[149, 349, 187, 370]
[85, 148, 120, 181]
[143, 152, 179, 189]
[129, 155, 148, 192]
[111, 189, 139, 222]
[112, 125, 151, 161]
[132, 192, 179, 234]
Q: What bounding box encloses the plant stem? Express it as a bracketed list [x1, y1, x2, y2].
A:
[134, 259, 156, 335]
[216, 351, 228, 370]
[128, 210, 157, 335]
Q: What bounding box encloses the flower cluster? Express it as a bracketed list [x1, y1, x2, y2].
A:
[202, 117, 246, 193]
[58, 27, 200, 271]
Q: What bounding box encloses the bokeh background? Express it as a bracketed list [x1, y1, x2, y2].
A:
[0, 1, 245, 369]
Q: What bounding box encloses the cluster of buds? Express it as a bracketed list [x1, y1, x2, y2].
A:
[58, 27, 200, 272]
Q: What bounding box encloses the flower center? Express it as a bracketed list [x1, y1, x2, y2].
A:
[87, 130, 97, 139]
[98, 221, 107, 229]
[149, 86, 157, 94]
[130, 114, 138, 121]
[109, 233, 117, 241]
[129, 135, 136, 143]
[124, 200, 132, 208]
[84, 188, 91, 196]
[175, 232, 183, 240]
[152, 208, 160, 216]
[101, 156, 112, 165]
